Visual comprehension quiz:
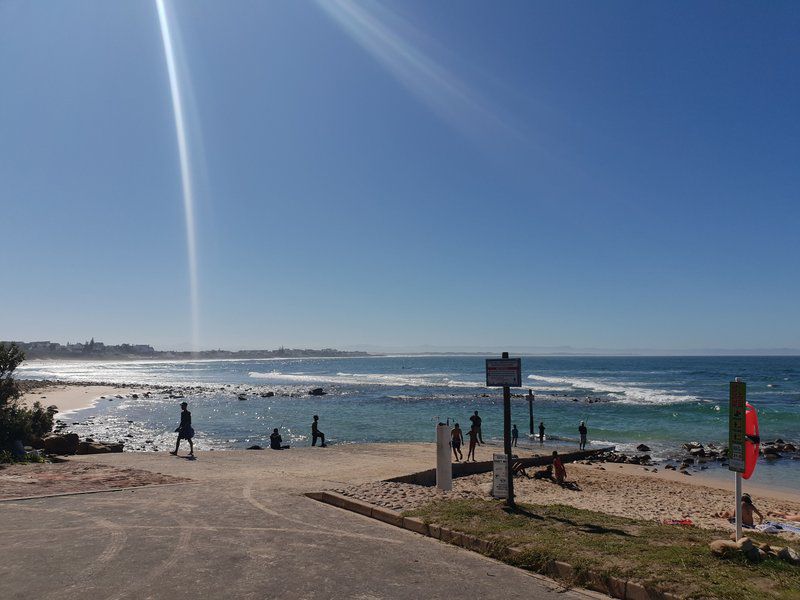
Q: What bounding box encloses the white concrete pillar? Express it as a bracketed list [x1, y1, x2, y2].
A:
[436, 423, 452, 491]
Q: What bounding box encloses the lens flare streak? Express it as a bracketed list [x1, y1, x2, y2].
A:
[155, 0, 200, 351]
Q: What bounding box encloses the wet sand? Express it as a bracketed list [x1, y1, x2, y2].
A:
[19, 383, 151, 415]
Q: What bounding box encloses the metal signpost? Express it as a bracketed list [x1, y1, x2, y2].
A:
[729, 378, 746, 540]
[486, 352, 521, 508]
[526, 389, 535, 435]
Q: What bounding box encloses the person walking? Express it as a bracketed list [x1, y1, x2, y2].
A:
[466, 426, 479, 462]
[170, 401, 194, 457]
[451, 423, 464, 462]
[470, 411, 483, 444]
[511, 424, 519, 447]
[538, 421, 545, 445]
[311, 415, 327, 447]
[578, 420, 588, 450]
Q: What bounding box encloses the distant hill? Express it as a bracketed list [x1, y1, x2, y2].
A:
[4, 340, 370, 361]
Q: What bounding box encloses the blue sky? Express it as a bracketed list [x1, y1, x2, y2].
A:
[2, 1, 799, 352]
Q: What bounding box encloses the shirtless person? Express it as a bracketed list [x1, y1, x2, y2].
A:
[466, 426, 479, 462]
[552, 450, 567, 486]
[451, 423, 464, 462]
[718, 494, 764, 527]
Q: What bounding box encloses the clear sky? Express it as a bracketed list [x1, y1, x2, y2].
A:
[2, 1, 799, 352]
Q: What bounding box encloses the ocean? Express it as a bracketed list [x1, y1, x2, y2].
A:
[19, 355, 800, 490]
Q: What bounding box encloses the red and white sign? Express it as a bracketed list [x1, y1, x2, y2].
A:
[486, 358, 522, 387]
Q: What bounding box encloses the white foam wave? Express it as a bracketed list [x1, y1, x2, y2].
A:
[249, 370, 484, 388]
[526, 374, 697, 405]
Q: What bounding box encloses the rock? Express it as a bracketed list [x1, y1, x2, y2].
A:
[778, 546, 800, 565]
[709, 540, 739, 558]
[683, 442, 703, 451]
[689, 447, 706, 457]
[238, 394, 247, 401]
[76, 441, 123, 455]
[43, 433, 79, 455]
[309, 388, 326, 396]
[745, 547, 764, 563]
[132, 394, 139, 399]
[246, 445, 263, 450]
[636, 444, 651, 452]
[28, 436, 45, 450]
[260, 391, 275, 398]
[736, 537, 754, 553]
[665, 464, 677, 471]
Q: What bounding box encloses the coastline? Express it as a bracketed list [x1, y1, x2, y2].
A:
[18, 381, 151, 417]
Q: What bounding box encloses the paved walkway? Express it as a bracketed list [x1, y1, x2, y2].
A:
[1, 444, 607, 599]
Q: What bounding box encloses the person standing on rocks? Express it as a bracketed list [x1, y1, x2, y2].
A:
[311, 415, 327, 447]
[470, 411, 483, 444]
[170, 401, 194, 457]
[578, 420, 588, 450]
[451, 423, 464, 462]
[466, 426, 479, 462]
[538, 421, 545, 445]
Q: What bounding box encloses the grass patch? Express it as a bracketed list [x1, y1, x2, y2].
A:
[406, 499, 800, 600]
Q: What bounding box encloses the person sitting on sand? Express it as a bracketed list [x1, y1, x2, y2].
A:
[511, 424, 519, 447]
[465, 426, 479, 462]
[533, 464, 554, 480]
[170, 401, 194, 457]
[451, 423, 464, 462]
[311, 415, 326, 447]
[552, 451, 566, 485]
[511, 454, 529, 478]
[717, 494, 764, 527]
[270, 428, 290, 450]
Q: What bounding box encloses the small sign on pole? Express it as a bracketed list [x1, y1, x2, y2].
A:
[729, 378, 746, 541]
[728, 380, 746, 473]
[485, 358, 522, 387]
[492, 453, 508, 499]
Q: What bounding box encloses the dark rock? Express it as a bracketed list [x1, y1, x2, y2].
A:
[43, 433, 79, 455]
[260, 391, 275, 398]
[246, 445, 263, 450]
[636, 444, 651, 452]
[28, 436, 45, 449]
[309, 388, 326, 396]
[238, 394, 247, 401]
[76, 441, 124, 455]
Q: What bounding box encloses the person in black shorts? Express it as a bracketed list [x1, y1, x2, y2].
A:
[170, 401, 194, 457]
[451, 423, 464, 462]
[470, 411, 483, 444]
[512, 424, 519, 447]
[311, 415, 327, 447]
[538, 421, 545, 445]
[578, 421, 588, 450]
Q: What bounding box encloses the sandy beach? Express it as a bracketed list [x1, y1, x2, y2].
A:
[19, 382, 151, 416]
[326, 446, 800, 541]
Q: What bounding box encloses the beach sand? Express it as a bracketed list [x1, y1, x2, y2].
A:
[19, 382, 151, 415]
[328, 448, 800, 541]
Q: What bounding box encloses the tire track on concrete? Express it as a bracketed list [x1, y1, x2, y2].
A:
[7, 505, 128, 600]
[242, 480, 401, 544]
[106, 499, 193, 600]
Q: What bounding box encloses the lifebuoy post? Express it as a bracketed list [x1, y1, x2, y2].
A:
[729, 378, 746, 541]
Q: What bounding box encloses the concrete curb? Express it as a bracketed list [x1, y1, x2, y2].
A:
[307, 491, 682, 600]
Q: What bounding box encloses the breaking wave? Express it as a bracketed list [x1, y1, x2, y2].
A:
[248, 370, 484, 388]
[526, 374, 697, 405]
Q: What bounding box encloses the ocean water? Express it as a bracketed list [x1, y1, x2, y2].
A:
[19, 355, 800, 490]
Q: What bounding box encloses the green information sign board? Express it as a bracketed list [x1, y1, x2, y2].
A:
[728, 381, 746, 473]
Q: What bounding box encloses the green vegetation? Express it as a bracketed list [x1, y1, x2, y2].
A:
[0, 343, 56, 459]
[406, 499, 800, 600]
